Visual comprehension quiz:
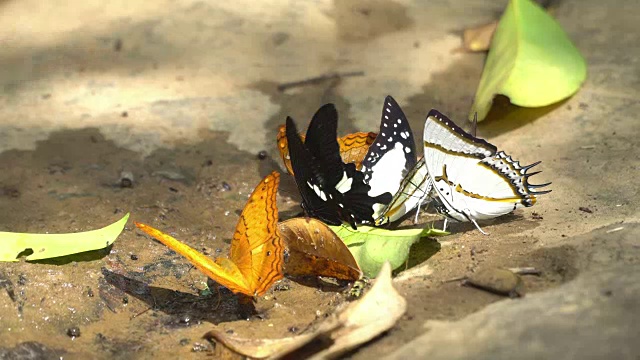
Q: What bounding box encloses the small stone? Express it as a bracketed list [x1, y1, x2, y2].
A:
[579, 207, 593, 214]
[179, 315, 191, 325]
[274, 282, 290, 291]
[66, 326, 81, 338]
[464, 268, 524, 298]
[221, 182, 231, 191]
[119, 171, 134, 188]
[179, 338, 190, 346]
[17, 274, 27, 286]
[257, 150, 268, 160]
[152, 170, 186, 181]
[288, 326, 299, 333]
[130, 254, 138, 261]
[2, 186, 20, 198]
[191, 342, 208, 352]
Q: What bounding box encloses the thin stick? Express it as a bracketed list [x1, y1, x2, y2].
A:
[507, 267, 542, 276]
[277, 71, 365, 91]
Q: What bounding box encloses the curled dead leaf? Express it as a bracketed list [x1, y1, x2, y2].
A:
[205, 262, 406, 359]
[462, 21, 498, 52]
[460, 2, 558, 53]
[279, 218, 362, 281]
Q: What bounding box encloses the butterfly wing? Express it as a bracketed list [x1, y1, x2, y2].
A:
[286, 115, 344, 225]
[278, 218, 362, 281]
[452, 152, 549, 219]
[362, 96, 417, 196]
[287, 104, 391, 228]
[338, 131, 377, 170]
[303, 104, 346, 187]
[303, 104, 392, 226]
[423, 110, 550, 222]
[277, 124, 376, 176]
[134, 222, 252, 295]
[375, 158, 433, 225]
[276, 125, 296, 175]
[227, 172, 284, 296]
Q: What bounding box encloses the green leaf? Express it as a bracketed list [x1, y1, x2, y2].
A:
[0, 213, 129, 262]
[328, 225, 448, 277]
[470, 0, 587, 121]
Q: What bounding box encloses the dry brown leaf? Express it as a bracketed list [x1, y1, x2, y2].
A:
[460, 3, 558, 53]
[279, 218, 362, 281]
[204, 331, 319, 359]
[204, 262, 405, 359]
[308, 262, 406, 359]
[462, 21, 498, 52]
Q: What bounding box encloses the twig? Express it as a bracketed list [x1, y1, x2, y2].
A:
[507, 267, 542, 276]
[606, 226, 624, 234]
[277, 71, 365, 91]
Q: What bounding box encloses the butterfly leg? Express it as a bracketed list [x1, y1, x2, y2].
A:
[413, 198, 425, 224]
[442, 218, 449, 232]
[470, 218, 489, 236]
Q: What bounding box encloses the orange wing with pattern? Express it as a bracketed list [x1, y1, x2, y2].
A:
[277, 124, 376, 175]
[135, 172, 284, 297]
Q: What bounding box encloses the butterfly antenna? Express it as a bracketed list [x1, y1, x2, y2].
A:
[130, 307, 152, 320]
[212, 286, 222, 310]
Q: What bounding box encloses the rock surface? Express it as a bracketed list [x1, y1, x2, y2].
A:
[386, 224, 640, 360]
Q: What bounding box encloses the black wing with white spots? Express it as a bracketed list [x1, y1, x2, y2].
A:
[361, 96, 417, 199]
[286, 104, 391, 229]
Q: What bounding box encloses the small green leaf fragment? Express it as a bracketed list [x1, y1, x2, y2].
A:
[328, 225, 448, 277]
[0, 213, 130, 262]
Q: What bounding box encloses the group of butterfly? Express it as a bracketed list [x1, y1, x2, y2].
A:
[135, 95, 550, 299]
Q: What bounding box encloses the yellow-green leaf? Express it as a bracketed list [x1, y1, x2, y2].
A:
[0, 213, 129, 262]
[328, 225, 448, 277]
[470, 0, 587, 121]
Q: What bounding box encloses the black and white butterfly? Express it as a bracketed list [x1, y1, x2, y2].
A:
[422, 109, 551, 234]
[286, 103, 392, 229]
[360, 96, 431, 225]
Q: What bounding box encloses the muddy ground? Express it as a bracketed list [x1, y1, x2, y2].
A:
[1, 0, 639, 359]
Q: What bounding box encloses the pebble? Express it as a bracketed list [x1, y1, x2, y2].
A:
[66, 326, 81, 338]
[119, 171, 134, 188]
[221, 182, 231, 191]
[464, 268, 524, 298]
[191, 342, 209, 352]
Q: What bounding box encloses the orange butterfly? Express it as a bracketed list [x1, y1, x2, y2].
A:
[135, 172, 284, 297]
[276, 124, 376, 175]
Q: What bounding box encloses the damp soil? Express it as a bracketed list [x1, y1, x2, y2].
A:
[0, 127, 580, 359]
